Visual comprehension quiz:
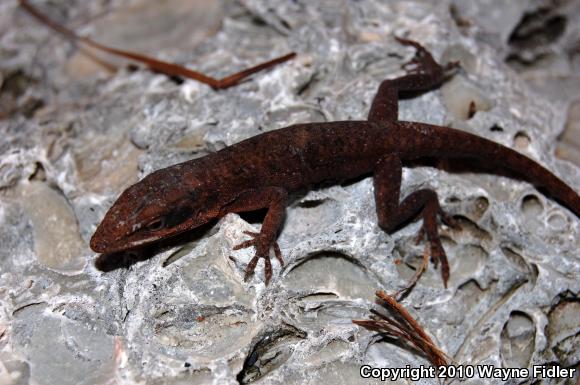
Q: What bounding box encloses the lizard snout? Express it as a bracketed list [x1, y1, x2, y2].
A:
[90, 232, 109, 253]
[90, 221, 118, 253]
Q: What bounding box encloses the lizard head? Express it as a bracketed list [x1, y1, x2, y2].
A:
[90, 165, 220, 253]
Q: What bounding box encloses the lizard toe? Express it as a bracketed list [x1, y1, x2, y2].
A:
[429, 239, 450, 288]
[415, 218, 450, 288]
[243, 255, 261, 282]
[440, 209, 461, 230]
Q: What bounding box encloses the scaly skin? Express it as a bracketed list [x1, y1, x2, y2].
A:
[91, 38, 580, 286]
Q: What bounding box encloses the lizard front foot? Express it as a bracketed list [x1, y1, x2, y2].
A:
[233, 231, 284, 285]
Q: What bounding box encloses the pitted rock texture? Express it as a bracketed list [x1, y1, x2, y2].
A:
[1, 1, 579, 384]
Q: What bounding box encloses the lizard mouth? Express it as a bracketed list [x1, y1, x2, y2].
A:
[90, 232, 163, 254]
[90, 215, 216, 254]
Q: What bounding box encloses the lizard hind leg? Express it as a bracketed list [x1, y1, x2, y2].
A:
[374, 154, 456, 288]
[367, 37, 459, 123]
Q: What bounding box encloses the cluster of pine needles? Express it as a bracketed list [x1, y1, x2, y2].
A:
[353, 246, 450, 369]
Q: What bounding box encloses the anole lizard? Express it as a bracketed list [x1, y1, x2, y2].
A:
[91, 38, 580, 287]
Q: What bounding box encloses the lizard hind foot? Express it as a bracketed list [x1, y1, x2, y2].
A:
[414, 225, 450, 288]
[414, 207, 458, 288]
[415, 207, 460, 243]
[233, 231, 284, 285]
[395, 35, 460, 81]
[395, 36, 439, 74]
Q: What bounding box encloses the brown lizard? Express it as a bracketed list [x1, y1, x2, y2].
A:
[90, 37, 580, 287]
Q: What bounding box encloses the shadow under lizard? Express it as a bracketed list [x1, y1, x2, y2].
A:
[90, 38, 580, 287]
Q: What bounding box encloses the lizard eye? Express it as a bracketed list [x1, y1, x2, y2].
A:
[145, 217, 165, 232]
[165, 205, 194, 228]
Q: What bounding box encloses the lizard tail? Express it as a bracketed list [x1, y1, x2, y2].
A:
[400, 122, 580, 217]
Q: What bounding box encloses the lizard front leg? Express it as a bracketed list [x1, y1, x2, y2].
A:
[368, 37, 458, 123]
[374, 154, 456, 287]
[225, 187, 288, 285]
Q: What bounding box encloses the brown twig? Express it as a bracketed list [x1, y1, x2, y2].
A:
[19, 0, 296, 89]
[395, 243, 430, 299]
[353, 290, 449, 367]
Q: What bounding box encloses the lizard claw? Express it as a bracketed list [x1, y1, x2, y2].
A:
[233, 231, 284, 285]
[394, 35, 425, 51]
[443, 60, 461, 80]
[444, 60, 461, 72]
